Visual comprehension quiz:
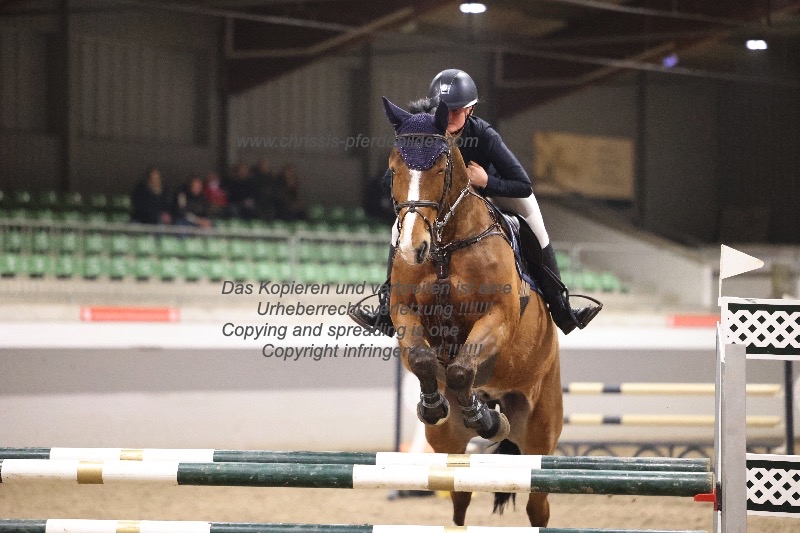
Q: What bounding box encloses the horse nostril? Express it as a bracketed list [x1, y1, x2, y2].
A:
[415, 241, 429, 263]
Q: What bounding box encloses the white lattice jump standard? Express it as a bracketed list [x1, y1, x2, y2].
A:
[716, 297, 800, 533]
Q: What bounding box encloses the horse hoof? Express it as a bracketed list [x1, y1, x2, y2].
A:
[417, 396, 450, 426]
[479, 411, 510, 442]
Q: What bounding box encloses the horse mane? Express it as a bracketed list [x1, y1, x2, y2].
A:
[407, 97, 435, 114]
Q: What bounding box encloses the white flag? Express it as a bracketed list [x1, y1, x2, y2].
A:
[720, 245, 764, 279]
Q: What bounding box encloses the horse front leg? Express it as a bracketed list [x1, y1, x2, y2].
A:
[447, 314, 511, 441]
[395, 315, 449, 426]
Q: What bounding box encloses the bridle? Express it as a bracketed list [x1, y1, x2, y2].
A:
[390, 132, 507, 280]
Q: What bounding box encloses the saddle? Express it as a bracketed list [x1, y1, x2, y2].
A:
[487, 202, 543, 297]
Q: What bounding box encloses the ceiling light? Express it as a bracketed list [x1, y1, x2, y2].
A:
[746, 39, 768, 50]
[661, 53, 679, 68]
[460, 3, 487, 14]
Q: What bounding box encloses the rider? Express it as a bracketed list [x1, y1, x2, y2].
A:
[349, 68, 602, 335]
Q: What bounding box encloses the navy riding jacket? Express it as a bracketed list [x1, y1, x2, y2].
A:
[383, 115, 532, 199]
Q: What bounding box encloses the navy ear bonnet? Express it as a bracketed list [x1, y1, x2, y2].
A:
[383, 96, 449, 171]
[395, 115, 449, 171]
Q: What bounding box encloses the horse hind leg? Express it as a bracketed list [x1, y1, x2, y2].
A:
[446, 365, 510, 441]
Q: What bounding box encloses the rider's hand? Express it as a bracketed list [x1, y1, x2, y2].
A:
[466, 161, 488, 188]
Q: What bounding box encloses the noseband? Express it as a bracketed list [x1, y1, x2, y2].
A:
[391, 133, 453, 241]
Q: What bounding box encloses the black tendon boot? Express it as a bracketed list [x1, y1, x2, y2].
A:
[348, 246, 396, 337]
[537, 245, 603, 335]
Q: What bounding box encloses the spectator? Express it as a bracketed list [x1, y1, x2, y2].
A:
[224, 163, 258, 220]
[203, 171, 229, 219]
[173, 175, 213, 229]
[131, 167, 172, 225]
[252, 158, 278, 220]
[274, 163, 307, 221]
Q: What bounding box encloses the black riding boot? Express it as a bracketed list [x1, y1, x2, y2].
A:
[537, 245, 603, 335]
[348, 246, 396, 337]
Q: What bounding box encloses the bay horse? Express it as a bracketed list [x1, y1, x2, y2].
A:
[382, 96, 563, 527]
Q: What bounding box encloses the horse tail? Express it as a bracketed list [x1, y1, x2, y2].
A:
[492, 438, 519, 515]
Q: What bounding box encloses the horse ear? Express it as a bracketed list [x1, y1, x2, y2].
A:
[434, 99, 449, 134]
[382, 96, 412, 130]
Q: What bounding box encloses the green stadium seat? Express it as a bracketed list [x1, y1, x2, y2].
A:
[110, 194, 131, 213]
[598, 272, 622, 293]
[298, 242, 322, 263]
[230, 261, 254, 282]
[109, 256, 132, 280]
[88, 193, 108, 211]
[27, 254, 51, 277]
[54, 255, 79, 279]
[561, 271, 578, 290]
[206, 260, 230, 282]
[134, 234, 158, 256]
[205, 238, 228, 258]
[7, 208, 30, 221]
[228, 239, 251, 260]
[134, 257, 158, 280]
[85, 212, 108, 225]
[109, 234, 132, 255]
[295, 263, 322, 283]
[308, 204, 325, 221]
[58, 210, 83, 223]
[366, 264, 386, 284]
[338, 244, 357, 264]
[83, 233, 108, 255]
[251, 241, 271, 260]
[291, 220, 311, 233]
[352, 206, 367, 223]
[363, 243, 385, 264]
[31, 231, 51, 253]
[183, 237, 205, 258]
[555, 251, 572, 271]
[38, 190, 59, 209]
[320, 242, 341, 263]
[109, 212, 130, 224]
[580, 271, 601, 292]
[328, 206, 346, 222]
[63, 192, 83, 210]
[158, 235, 183, 257]
[321, 263, 345, 284]
[332, 222, 350, 235]
[81, 255, 108, 279]
[3, 230, 29, 253]
[0, 253, 25, 277]
[227, 219, 249, 231]
[341, 264, 364, 285]
[159, 257, 183, 281]
[183, 259, 206, 282]
[258, 261, 291, 282]
[248, 219, 268, 231]
[11, 190, 32, 208]
[33, 209, 56, 222]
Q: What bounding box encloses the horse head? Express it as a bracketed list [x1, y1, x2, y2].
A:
[383, 96, 453, 265]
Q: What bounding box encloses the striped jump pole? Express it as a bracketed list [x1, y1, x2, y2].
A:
[0, 448, 710, 473]
[0, 520, 708, 533]
[562, 414, 780, 427]
[0, 460, 713, 497]
[562, 382, 780, 396]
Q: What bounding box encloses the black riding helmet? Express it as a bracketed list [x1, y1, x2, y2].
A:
[427, 69, 478, 110]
